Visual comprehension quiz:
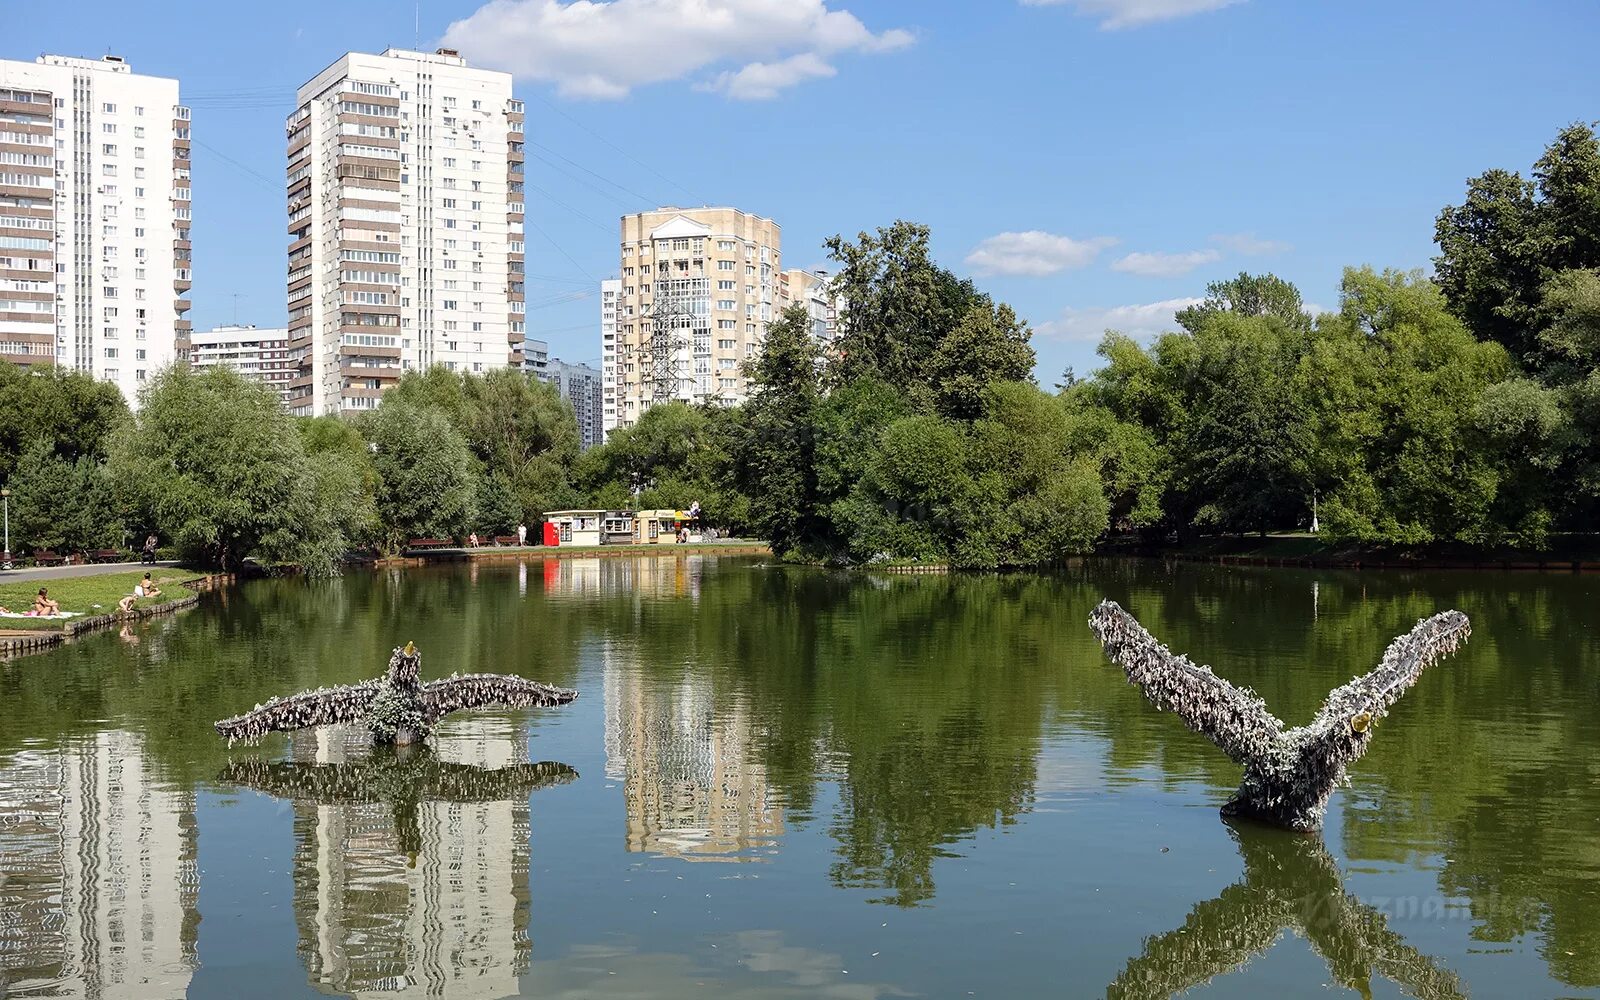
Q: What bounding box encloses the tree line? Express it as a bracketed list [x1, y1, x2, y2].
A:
[2, 122, 1594, 571]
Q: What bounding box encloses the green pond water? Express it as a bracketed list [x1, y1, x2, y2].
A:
[1, 555, 1597, 998]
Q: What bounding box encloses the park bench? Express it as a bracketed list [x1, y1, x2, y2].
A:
[407, 538, 452, 550]
[32, 549, 63, 567]
[493, 535, 520, 547]
[88, 549, 125, 563]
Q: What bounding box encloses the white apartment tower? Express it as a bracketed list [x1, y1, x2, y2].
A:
[191, 324, 293, 403]
[0, 55, 192, 399]
[286, 48, 523, 416]
[606, 207, 779, 434]
[598, 276, 619, 437]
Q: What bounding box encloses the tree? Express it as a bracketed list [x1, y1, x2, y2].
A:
[737, 305, 825, 556]
[1434, 122, 1600, 368]
[0, 364, 129, 482]
[362, 402, 477, 553]
[108, 366, 322, 570]
[578, 401, 749, 529]
[826, 220, 1036, 409]
[1175, 272, 1312, 335]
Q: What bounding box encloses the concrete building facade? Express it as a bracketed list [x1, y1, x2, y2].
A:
[0, 54, 191, 400]
[286, 48, 523, 416]
[605, 208, 779, 435]
[779, 267, 841, 345]
[191, 323, 292, 402]
[546, 358, 604, 450]
[522, 335, 548, 378]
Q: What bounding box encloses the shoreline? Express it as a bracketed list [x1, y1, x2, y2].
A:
[373, 541, 771, 566]
[0, 572, 231, 660]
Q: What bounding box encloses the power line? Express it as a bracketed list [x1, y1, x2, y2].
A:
[524, 182, 614, 235]
[524, 215, 597, 283]
[525, 140, 656, 207]
[193, 139, 281, 193]
[532, 93, 701, 206]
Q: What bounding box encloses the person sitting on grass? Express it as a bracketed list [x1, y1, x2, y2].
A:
[33, 588, 60, 616]
[118, 573, 160, 615]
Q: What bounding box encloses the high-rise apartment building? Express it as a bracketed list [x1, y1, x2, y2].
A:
[605, 208, 779, 434]
[598, 276, 618, 437]
[286, 48, 523, 416]
[546, 358, 604, 450]
[522, 335, 548, 378]
[191, 324, 293, 402]
[779, 267, 841, 344]
[0, 55, 191, 400]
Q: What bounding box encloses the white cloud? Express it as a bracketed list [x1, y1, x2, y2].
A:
[1019, 0, 1243, 29]
[699, 52, 836, 100]
[1111, 248, 1221, 277]
[1035, 297, 1202, 342]
[965, 231, 1118, 277]
[440, 0, 913, 100]
[1210, 232, 1292, 255]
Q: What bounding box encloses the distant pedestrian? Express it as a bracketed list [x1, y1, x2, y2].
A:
[468, 532, 480, 548]
[517, 523, 527, 546]
[141, 534, 158, 565]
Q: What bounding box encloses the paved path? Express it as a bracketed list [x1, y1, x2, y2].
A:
[0, 560, 182, 582]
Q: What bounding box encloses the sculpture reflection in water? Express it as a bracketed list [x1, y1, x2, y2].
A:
[220, 732, 575, 999]
[1107, 824, 1466, 1000]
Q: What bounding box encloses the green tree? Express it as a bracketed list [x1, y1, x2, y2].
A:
[578, 401, 748, 529]
[362, 402, 477, 553]
[0, 365, 129, 482]
[738, 305, 826, 556]
[108, 366, 323, 570]
[1434, 122, 1600, 368]
[827, 220, 1035, 408]
[1175, 272, 1312, 335]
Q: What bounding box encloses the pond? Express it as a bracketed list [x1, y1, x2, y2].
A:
[1, 555, 1597, 998]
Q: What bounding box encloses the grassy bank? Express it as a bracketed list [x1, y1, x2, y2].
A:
[0, 570, 201, 631]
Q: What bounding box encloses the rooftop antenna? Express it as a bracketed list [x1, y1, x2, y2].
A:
[415, 0, 420, 50]
[230, 292, 243, 325]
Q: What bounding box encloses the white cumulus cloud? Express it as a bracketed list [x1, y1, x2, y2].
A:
[1035, 297, 1202, 342]
[1111, 248, 1221, 277]
[440, 0, 913, 100]
[1210, 232, 1292, 255]
[965, 231, 1118, 277]
[1019, 0, 1243, 29]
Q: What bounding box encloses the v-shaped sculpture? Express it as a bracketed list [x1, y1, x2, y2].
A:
[215, 642, 578, 747]
[1089, 600, 1470, 832]
[1106, 825, 1466, 999]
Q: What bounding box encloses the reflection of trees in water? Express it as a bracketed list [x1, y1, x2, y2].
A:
[1107, 823, 1465, 999]
[220, 739, 576, 997]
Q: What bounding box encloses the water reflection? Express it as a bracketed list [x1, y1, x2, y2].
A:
[0, 730, 199, 998]
[603, 647, 783, 861]
[1107, 823, 1466, 999]
[219, 724, 575, 998]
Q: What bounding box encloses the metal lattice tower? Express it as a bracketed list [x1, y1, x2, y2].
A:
[640, 270, 711, 406]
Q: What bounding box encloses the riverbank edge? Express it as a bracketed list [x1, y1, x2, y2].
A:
[0, 572, 232, 658]
[372, 542, 771, 566]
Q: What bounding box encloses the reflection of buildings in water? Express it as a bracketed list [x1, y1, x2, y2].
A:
[0, 730, 198, 998]
[543, 554, 707, 600]
[603, 650, 782, 861]
[284, 719, 533, 999]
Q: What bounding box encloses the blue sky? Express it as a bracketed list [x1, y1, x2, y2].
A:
[12, 0, 1598, 381]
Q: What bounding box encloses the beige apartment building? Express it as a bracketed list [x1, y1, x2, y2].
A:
[0, 55, 192, 400]
[286, 48, 524, 416]
[603, 207, 780, 437]
[778, 266, 841, 345]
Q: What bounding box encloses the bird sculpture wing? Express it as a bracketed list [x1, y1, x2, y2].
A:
[427, 760, 579, 801]
[419, 673, 579, 725]
[217, 758, 378, 802]
[1291, 611, 1471, 789]
[1089, 600, 1287, 767]
[214, 681, 382, 746]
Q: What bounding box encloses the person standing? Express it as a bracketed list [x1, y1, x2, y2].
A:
[517, 522, 527, 547]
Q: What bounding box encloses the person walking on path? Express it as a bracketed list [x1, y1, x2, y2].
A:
[517, 523, 527, 547]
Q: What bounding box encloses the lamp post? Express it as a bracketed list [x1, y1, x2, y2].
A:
[2, 487, 11, 570]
